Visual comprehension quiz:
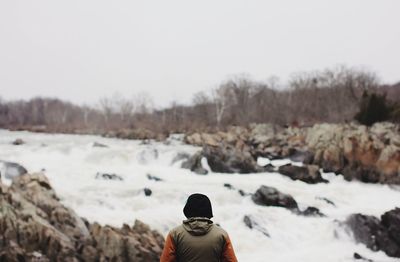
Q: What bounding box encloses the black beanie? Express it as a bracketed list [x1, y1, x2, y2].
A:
[183, 193, 213, 219]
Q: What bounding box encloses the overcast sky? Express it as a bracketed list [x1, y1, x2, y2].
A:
[0, 0, 399, 108]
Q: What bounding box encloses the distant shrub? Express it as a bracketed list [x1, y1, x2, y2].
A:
[390, 104, 400, 123]
[355, 91, 391, 126]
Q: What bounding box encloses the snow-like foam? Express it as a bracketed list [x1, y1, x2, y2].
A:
[0, 129, 398, 261]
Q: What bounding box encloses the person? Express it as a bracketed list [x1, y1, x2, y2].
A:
[160, 193, 238, 262]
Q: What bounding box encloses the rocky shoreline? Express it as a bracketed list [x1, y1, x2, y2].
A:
[184, 122, 400, 185]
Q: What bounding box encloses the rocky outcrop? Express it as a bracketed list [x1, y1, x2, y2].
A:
[346, 208, 400, 258]
[0, 173, 164, 261]
[184, 122, 400, 184]
[307, 123, 400, 184]
[185, 124, 306, 161]
[89, 220, 163, 261]
[278, 164, 328, 184]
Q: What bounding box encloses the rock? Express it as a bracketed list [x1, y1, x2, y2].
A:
[181, 152, 208, 175]
[1, 174, 90, 260]
[346, 208, 400, 258]
[278, 164, 328, 184]
[12, 138, 25, 145]
[203, 145, 265, 174]
[90, 221, 163, 261]
[0, 242, 49, 262]
[243, 215, 270, 237]
[144, 188, 152, 196]
[0, 173, 164, 261]
[353, 252, 373, 261]
[223, 183, 250, 196]
[249, 123, 279, 144]
[95, 172, 123, 181]
[223, 183, 234, 190]
[184, 133, 221, 147]
[238, 189, 250, 197]
[0, 161, 28, 180]
[381, 208, 400, 245]
[184, 133, 203, 146]
[316, 197, 336, 206]
[147, 174, 163, 182]
[341, 164, 381, 183]
[259, 163, 276, 173]
[251, 185, 298, 210]
[298, 207, 325, 217]
[93, 142, 108, 148]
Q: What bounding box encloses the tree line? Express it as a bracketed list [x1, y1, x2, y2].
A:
[0, 66, 399, 136]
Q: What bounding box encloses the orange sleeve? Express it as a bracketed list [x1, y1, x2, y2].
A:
[160, 233, 177, 262]
[222, 235, 238, 262]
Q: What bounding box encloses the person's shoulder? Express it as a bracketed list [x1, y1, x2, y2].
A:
[212, 223, 229, 237]
[169, 224, 185, 237]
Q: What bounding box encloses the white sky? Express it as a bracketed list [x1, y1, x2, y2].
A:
[0, 0, 399, 108]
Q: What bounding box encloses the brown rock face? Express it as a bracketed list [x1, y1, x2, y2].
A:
[184, 122, 400, 184]
[0, 173, 164, 261]
[306, 123, 400, 184]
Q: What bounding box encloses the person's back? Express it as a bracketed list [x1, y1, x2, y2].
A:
[160, 194, 238, 262]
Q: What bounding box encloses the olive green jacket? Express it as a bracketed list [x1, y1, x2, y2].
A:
[160, 217, 238, 262]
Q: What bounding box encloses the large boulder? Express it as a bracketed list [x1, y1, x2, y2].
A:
[251, 185, 298, 210]
[203, 145, 265, 174]
[346, 208, 400, 258]
[278, 164, 328, 184]
[0, 173, 164, 261]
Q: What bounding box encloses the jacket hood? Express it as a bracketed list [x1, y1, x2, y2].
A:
[183, 193, 213, 219]
[182, 217, 214, 236]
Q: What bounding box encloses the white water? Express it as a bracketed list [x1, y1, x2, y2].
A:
[0, 129, 399, 262]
